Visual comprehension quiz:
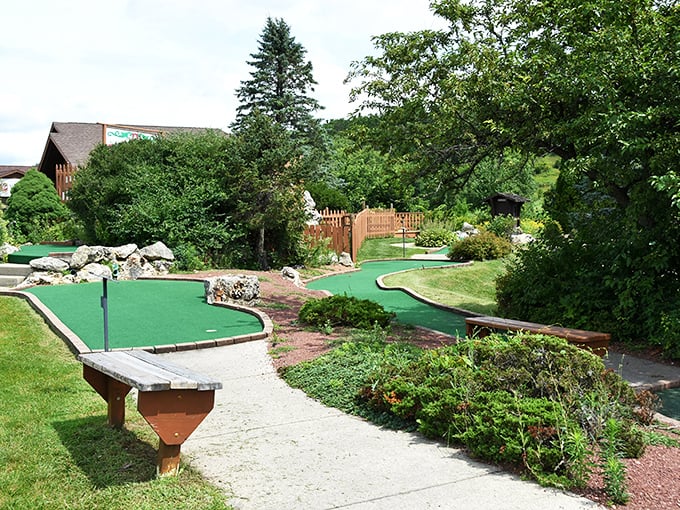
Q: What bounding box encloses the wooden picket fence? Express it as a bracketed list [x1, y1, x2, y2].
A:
[56, 164, 77, 201]
[304, 208, 424, 263]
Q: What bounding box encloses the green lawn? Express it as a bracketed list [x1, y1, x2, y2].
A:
[381, 259, 507, 315]
[0, 296, 230, 510]
[357, 236, 435, 262]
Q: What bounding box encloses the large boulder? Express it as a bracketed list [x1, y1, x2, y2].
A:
[204, 275, 260, 306]
[0, 243, 19, 257]
[77, 263, 113, 282]
[281, 266, 302, 287]
[29, 257, 69, 272]
[140, 241, 174, 261]
[111, 243, 138, 259]
[69, 245, 110, 269]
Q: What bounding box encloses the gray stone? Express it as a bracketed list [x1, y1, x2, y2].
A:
[69, 246, 90, 269]
[204, 275, 260, 306]
[29, 257, 69, 272]
[0, 243, 19, 257]
[111, 243, 138, 259]
[77, 263, 113, 282]
[151, 259, 173, 274]
[281, 266, 302, 287]
[338, 252, 354, 267]
[511, 233, 535, 245]
[70, 245, 110, 268]
[139, 241, 174, 261]
[304, 190, 323, 226]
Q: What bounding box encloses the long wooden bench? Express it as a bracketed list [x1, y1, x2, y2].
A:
[465, 316, 610, 357]
[78, 350, 222, 475]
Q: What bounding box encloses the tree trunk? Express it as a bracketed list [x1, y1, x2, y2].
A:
[257, 226, 269, 270]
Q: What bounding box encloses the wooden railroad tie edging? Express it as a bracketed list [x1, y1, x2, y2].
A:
[465, 316, 611, 357]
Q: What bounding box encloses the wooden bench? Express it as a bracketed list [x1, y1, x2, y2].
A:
[465, 316, 610, 357]
[78, 350, 222, 475]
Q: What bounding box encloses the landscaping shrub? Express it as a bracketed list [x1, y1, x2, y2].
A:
[286, 332, 657, 497]
[4, 169, 69, 242]
[447, 231, 512, 261]
[484, 214, 517, 239]
[298, 295, 395, 329]
[415, 221, 456, 247]
[360, 334, 648, 490]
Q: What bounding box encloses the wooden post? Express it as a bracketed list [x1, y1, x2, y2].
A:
[82, 365, 131, 428]
[107, 379, 132, 428]
[157, 440, 182, 476]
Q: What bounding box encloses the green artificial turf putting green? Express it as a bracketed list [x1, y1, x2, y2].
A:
[26, 280, 263, 350]
[7, 243, 78, 264]
[306, 260, 468, 337]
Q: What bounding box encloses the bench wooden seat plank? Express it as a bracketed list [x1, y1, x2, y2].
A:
[125, 350, 222, 390]
[79, 352, 190, 391]
[78, 351, 222, 392]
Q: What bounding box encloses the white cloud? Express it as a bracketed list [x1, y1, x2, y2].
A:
[0, 0, 448, 165]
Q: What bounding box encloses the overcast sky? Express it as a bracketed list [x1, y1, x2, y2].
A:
[0, 1, 447, 165]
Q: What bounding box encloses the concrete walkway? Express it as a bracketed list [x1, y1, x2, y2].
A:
[163, 341, 603, 510]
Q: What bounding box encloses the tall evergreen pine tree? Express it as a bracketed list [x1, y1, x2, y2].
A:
[234, 17, 324, 149]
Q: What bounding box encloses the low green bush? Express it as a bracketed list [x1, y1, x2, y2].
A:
[287, 332, 658, 498]
[484, 214, 517, 239]
[298, 294, 395, 329]
[361, 334, 648, 490]
[415, 222, 456, 247]
[448, 231, 513, 261]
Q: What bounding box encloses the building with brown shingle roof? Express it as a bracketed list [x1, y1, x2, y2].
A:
[0, 165, 30, 204]
[37, 122, 225, 199]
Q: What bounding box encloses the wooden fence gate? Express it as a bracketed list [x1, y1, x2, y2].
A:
[304, 208, 424, 263]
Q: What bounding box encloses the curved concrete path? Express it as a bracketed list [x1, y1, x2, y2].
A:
[163, 340, 602, 510]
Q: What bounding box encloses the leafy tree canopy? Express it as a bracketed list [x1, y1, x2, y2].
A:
[348, 0, 680, 225]
[227, 109, 308, 269]
[349, 0, 680, 353]
[68, 129, 307, 270]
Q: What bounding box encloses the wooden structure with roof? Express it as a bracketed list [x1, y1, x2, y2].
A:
[37, 122, 223, 200]
[0, 165, 31, 203]
[486, 192, 530, 225]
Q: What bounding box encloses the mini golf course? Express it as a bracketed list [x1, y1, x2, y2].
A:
[306, 259, 468, 337]
[26, 279, 264, 351]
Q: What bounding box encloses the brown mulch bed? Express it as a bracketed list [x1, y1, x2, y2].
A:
[187, 267, 680, 509]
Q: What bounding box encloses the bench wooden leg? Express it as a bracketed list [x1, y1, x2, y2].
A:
[137, 389, 216, 476]
[157, 440, 181, 476]
[82, 365, 132, 428]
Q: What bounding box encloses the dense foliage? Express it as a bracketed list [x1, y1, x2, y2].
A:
[68, 129, 308, 270]
[284, 333, 655, 501]
[4, 169, 69, 242]
[448, 231, 512, 261]
[298, 295, 395, 329]
[348, 0, 680, 355]
[414, 222, 455, 248]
